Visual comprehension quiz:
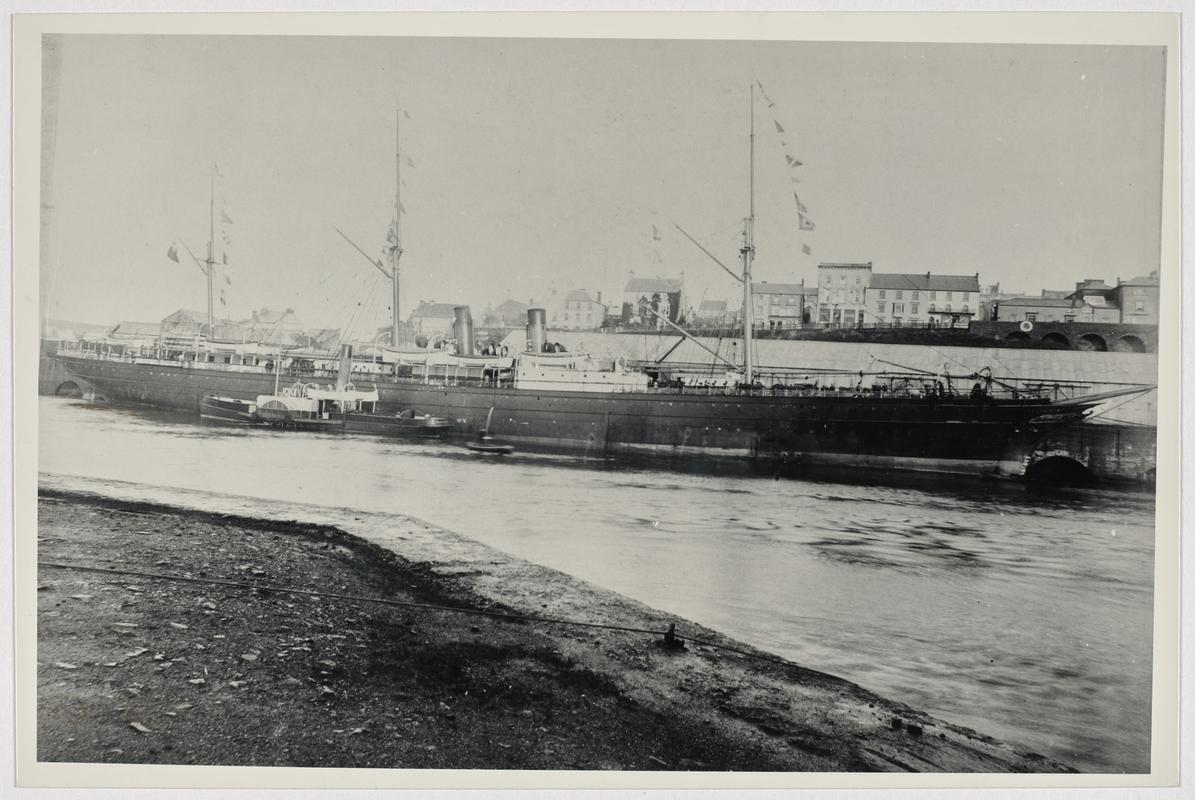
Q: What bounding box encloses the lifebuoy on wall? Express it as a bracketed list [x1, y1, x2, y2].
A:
[1019, 320, 1034, 333]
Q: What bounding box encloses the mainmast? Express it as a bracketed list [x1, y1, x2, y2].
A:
[390, 106, 404, 348]
[206, 164, 216, 341]
[739, 84, 756, 385]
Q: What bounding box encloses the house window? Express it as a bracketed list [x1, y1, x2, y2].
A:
[946, 291, 953, 300]
[929, 304, 935, 312]
[1135, 301, 1145, 312]
[944, 304, 951, 312]
[911, 303, 919, 314]
[895, 290, 903, 300]
[930, 291, 937, 300]
[1025, 312, 1037, 322]
[878, 290, 886, 299]
[894, 303, 905, 314]
[1064, 314, 1075, 323]
[877, 302, 887, 313]
[912, 291, 919, 300]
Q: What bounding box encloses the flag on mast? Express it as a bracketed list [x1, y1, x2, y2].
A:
[221, 209, 234, 225]
[773, 120, 785, 134]
[652, 224, 662, 241]
[802, 243, 812, 255]
[166, 244, 179, 263]
[799, 214, 815, 231]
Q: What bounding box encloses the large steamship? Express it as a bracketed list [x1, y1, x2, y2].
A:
[56, 95, 1126, 480]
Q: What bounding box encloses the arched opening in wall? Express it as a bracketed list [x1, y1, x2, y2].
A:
[54, 380, 82, 398]
[1040, 332, 1070, 349]
[1025, 456, 1097, 487]
[1005, 331, 1031, 343]
[1115, 335, 1147, 353]
[1076, 333, 1108, 352]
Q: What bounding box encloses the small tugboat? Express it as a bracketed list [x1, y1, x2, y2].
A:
[254, 382, 375, 430]
[343, 407, 455, 438]
[199, 394, 258, 424]
[465, 407, 514, 455]
[255, 344, 454, 437]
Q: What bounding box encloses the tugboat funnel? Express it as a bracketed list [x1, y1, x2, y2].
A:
[453, 306, 476, 356]
[336, 343, 353, 390]
[526, 308, 547, 354]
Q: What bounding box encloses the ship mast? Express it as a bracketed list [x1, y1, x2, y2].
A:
[390, 106, 404, 348]
[206, 164, 216, 342]
[740, 84, 756, 385]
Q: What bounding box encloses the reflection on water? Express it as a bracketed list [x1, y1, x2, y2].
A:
[37, 397, 1155, 772]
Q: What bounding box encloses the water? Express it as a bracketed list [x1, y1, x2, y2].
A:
[37, 396, 1155, 772]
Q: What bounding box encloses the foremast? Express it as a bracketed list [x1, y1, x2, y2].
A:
[387, 106, 404, 348]
[739, 84, 756, 385]
[205, 164, 217, 340]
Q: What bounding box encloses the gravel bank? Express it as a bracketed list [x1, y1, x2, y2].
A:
[36, 474, 1074, 773]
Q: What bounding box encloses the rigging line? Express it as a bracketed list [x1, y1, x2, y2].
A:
[343, 272, 385, 344]
[37, 560, 805, 668]
[1084, 386, 1156, 423]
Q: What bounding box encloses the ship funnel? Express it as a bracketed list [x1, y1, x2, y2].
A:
[336, 343, 353, 390]
[526, 308, 547, 353]
[453, 306, 476, 356]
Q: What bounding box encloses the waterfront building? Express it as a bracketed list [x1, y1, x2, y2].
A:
[408, 302, 459, 338]
[1114, 273, 1160, 325]
[991, 295, 1081, 323]
[548, 289, 607, 331]
[864, 273, 980, 327]
[990, 272, 1159, 325]
[623, 276, 684, 326]
[816, 262, 871, 325]
[751, 281, 807, 328]
[694, 299, 731, 325]
[488, 299, 530, 327]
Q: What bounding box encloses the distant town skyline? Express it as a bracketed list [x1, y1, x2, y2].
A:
[40, 35, 1165, 337]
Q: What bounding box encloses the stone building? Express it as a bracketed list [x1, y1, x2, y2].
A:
[864, 273, 980, 326]
[815, 262, 871, 324]
[751, 281, 807, 328]
[623, 276, 684, 325]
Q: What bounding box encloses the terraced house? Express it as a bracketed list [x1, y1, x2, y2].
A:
[864, 273, 980, 327]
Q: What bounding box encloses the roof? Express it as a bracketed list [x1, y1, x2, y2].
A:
[625, 277, 683, 293]
[495, 299, 529, 313]
[751, 282, 805, 295]
[410, 302, 459, 318]
[161, 309, 209, 323]
[107, 321, 162, 337]
[1120, 274, 1160, 286]
[563, 289, 594, 303]
[868, 273, 980, 292]
[818, 262, 873, 270]
[698, 299, 728, 311]
[998, 296, 1077, 308]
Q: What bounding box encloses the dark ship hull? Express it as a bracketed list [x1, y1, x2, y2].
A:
[58, 354, 1091, 479]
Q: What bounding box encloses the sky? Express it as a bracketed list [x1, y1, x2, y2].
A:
[39, 35, 1165, 336]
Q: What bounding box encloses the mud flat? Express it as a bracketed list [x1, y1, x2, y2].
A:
[35, 473, 1074, 773]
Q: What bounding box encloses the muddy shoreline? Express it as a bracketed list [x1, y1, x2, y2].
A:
[36, 475, 1075, 772]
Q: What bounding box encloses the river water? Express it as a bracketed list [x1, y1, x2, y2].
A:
[37, 396, 1155, 773]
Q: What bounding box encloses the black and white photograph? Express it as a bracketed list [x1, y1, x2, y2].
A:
[10, 10, 1183, 791]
